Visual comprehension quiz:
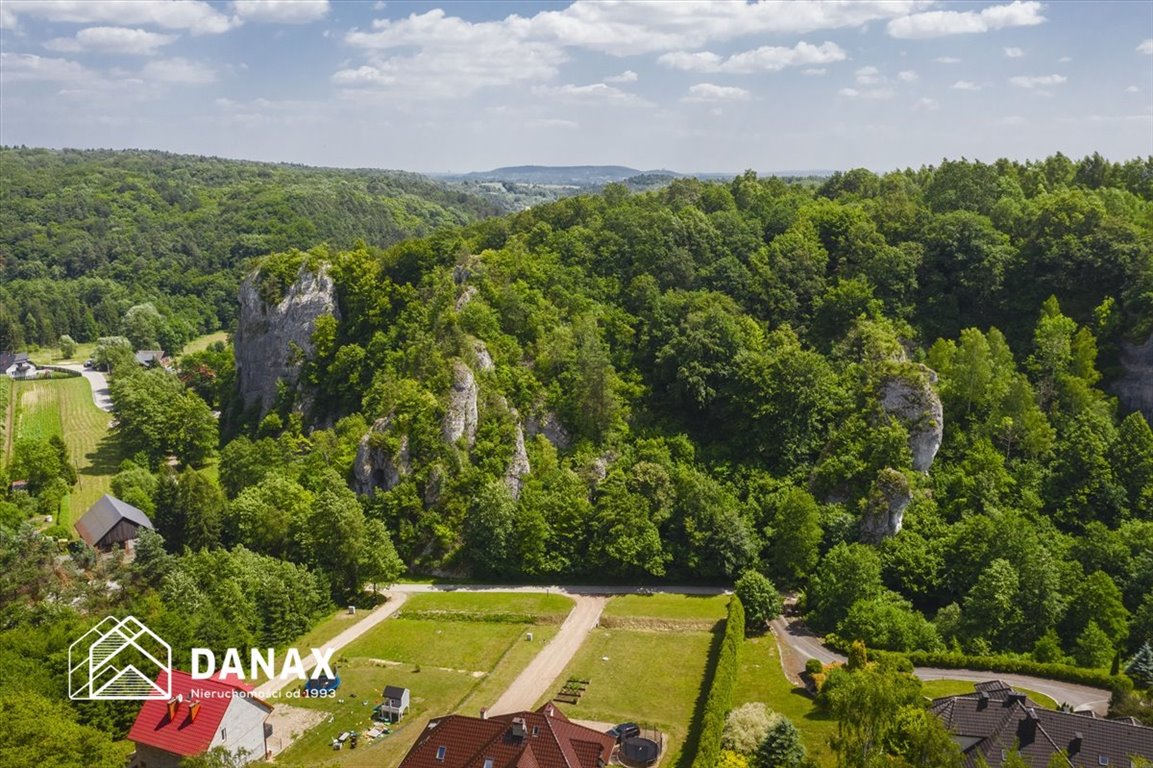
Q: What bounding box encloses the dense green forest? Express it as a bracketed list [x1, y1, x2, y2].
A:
[0, 147, 503, 351]
[2, 152, 1153, 763]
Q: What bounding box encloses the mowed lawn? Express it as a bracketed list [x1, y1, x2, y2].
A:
[276, 593, 567, 768]
[12, 377, 120, 530]
[398, 591, 575, 620]
[731, 634, 838, 767]
[602, 593, 730, 622]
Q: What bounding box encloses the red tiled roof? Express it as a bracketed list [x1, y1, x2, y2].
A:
[399, 704, 616, 768]
[126, 669, 271, 757]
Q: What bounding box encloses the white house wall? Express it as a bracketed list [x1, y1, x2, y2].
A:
[219, 695, 270, 765]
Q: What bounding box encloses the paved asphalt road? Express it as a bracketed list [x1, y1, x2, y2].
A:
[60, 363, 113, 412]
[769, 614, 1112, 715]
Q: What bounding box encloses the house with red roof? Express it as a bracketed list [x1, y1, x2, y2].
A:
[127, 670, 273, 768]
[398, 703, 616, 768]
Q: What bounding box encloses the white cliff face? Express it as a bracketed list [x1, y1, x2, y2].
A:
[353, 417, 411, 496]
[504, 423, 531, 498]
[880, 364, 944, 473]
[235, 265, 339, 418]
[471, 339, 494, 373]
[1112, 334, 1153, 424]
[442, 360, 478, 447]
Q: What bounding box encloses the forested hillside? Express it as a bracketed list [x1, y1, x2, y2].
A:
[223, 153, 1153, 664]
[2, 153, 1153, 764]
[0, 148, 503, 350]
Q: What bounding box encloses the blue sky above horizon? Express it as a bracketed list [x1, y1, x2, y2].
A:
[1, 0, 1150, 174]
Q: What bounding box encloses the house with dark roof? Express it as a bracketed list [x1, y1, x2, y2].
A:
[74, 494, 154, 550]
[127, 670, 272, 768]
[398, 703, 616, 768]
[376, 685, 411, 722]
[930, 680, 1153, 767]
[3, 352, 36, 378]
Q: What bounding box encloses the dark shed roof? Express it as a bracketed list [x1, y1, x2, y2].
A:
[74, 494, 154, 548]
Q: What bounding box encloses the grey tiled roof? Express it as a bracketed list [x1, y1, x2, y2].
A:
[74, 494, 154, 547]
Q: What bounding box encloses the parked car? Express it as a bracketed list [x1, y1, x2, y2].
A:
[83, 360, 93, 368]
[609, 723, 640, 740]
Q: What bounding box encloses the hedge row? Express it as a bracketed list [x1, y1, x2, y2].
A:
[691, 595, 745, 768]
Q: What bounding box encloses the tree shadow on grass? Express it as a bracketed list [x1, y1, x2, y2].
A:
[675, 618, 725, 768]
[81, 431, 124, 479]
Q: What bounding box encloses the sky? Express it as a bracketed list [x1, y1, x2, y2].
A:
[1, 0, 1151, 174]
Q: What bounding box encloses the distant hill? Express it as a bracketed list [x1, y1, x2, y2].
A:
[448, 165, 678, 185]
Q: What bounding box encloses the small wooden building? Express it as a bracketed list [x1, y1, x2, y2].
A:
[376, 685, 411, 722]
[74, 494, 154, 550]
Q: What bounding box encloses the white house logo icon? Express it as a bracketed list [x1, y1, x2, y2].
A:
[69, 616, 172, 700]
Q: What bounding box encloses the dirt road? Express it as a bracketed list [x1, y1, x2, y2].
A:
[487, 595, 607, 715]
[769, 614, 1112, 715]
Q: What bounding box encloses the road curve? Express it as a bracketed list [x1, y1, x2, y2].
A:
[769, 615, 1111, 715]
[59, 364, 113, 412]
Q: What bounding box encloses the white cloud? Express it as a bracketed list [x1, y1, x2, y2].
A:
[1009, 73, 1066, 88]
[0, 52, 95, 82]
[44, 27, 178, 55]
[1126, 85, 1139, 93]
[372, 1, 386, 10]
[141, 57, 215, 83]
[1, 0, 235, 34]
[1139, 39, 1153, 55]
[0, 5, 17, 29]
[1004, 46, 1023, 57]
[934, 56, 961, 63]
[855, 65, 882, 84]
[839, 86, 895, 99]
[532, 82, 651, 106]
[913, 97, 939, 110]
[802, 68, 827, 76]
[659, 41, 846, 74]
[1058, 56, 1071, 63]
[952, 80, 982, 90]
[605, 70, 638, 83]
[897, 69, 918, 82]
[888, 1, 1045, 39]
[233, 0, 329, 24]
[684, 83, 751, 101]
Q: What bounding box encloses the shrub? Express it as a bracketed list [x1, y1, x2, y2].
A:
[804, 658, 824, 676]
[736, 570, 782, 633]
[722, 703, 776, 755]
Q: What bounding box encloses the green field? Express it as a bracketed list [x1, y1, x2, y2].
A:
[276, 595, 565, 768]
[179, 331, 229, 356]
[731, 635, 838, 767]
[543, 627, 716, 768]
[397, 591, 575, 620]
[10, 377, 120, 530]
[920, 679, 1057, 709]
[602, 593, 730, 622]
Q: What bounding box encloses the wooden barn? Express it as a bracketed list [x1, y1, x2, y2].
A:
[74, 494, 155, 550]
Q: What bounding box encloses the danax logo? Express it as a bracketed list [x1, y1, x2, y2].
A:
[70, 615, 336, 701]
[191, 647, 336, 681]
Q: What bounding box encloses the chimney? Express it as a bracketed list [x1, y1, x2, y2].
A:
[188, 701, 201, 724]
[977, 691, 989, 710]
[511, 717, 527, 739]
[480, 708, 488, 720]
[1069, 731, 1082, 755]
[167, 694, 183, 721]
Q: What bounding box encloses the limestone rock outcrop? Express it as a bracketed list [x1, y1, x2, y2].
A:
[879, 364, 944, 473]
[235, 264, 339, 418]
[525, 410, 570, 451]
[860, 468, 911, 543]
[352, 417, 411, 496]
[1112, 334, 1153, 424]
[504, 424, 531, 498]
[442, 360, 478, 447]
